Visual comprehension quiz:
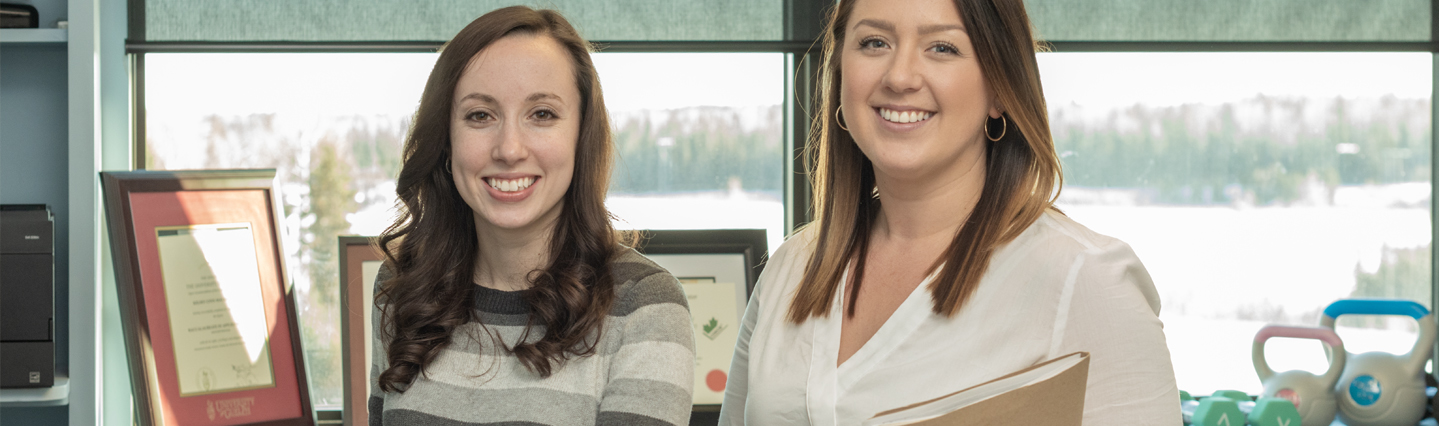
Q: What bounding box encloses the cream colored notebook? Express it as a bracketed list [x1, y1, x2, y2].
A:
[863, 351, 1090, 426]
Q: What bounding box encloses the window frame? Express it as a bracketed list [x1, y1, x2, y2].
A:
[126, 0, 1439, 419]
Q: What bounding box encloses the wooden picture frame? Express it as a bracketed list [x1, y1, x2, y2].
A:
[337, 236, 383, 426]
[101, 170, 313, 426]
[632, 229, 767, 410]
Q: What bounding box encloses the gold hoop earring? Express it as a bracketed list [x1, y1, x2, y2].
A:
[985, 115, 1007, 142]
[443, 157, 452, 175]
[835, 107, 850, 132]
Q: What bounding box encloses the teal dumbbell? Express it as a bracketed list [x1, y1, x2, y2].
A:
[1248, 398, 1303, 426]
[1181, 391, 1198, 425]
[1212, 390, 1255, 415]
[1192, 396, 1245, 426]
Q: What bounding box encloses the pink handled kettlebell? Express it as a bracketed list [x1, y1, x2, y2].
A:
[1253, 325, 1346, 426]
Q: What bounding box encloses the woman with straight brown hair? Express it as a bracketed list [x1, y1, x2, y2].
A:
[718, 0, 1178, 423]
[369, 6, 694, 425]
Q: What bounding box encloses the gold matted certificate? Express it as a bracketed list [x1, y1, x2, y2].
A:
[681, 281, 741, 405]
[156, 223, 276, 396]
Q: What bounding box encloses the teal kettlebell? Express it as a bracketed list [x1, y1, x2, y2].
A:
[1319, 299, 1436, 426]
[1252, 325, 1344, 426]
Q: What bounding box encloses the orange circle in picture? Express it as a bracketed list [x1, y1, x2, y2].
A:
[706, 369, 727, 392]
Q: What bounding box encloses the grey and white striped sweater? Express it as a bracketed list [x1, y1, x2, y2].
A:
[369, 249, 695, 426]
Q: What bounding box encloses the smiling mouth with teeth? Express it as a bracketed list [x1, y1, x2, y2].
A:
[485, 177, 536, 193]
[879, 108, 934, 124]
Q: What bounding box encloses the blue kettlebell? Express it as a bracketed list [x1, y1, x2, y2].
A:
[1319, 299, 1436, 426]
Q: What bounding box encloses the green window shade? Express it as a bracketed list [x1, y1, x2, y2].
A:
[1027, 0, 1430, 42]
[140, 0, 784, 42]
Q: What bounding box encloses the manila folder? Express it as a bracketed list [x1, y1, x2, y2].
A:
[864, 351, 1090, 426]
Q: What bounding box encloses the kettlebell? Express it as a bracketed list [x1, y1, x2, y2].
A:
[1252, 325, 1345, 426]
[1319, 299, 1436, 426]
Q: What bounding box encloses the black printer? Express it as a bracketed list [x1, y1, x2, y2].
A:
[0, 204, 55, 388]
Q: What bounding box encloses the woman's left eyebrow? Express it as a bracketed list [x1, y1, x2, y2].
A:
[919, 24, 965, 35]
[527, 92, 563, 103]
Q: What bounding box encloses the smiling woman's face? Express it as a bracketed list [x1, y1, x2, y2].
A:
[840, 0, 999, 183]
[450, 32, 580, 234]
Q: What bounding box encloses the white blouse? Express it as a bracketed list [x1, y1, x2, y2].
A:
[717, 210, 1180, 425]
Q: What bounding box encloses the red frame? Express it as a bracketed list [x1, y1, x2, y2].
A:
[338, 236, 382, 426]
[103, 170, 313, 426]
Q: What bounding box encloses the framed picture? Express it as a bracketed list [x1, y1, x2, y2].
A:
[632, 229, 767, 410]
[334, 229, 769, 415]
[101, 170, 313, 426]
[338, 236, 383, 426]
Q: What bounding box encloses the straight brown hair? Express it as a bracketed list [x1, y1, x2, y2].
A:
[788, 0, 1062, 322]
[377, 6, 623, 391]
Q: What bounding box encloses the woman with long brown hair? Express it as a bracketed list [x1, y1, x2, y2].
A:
[368, 6, 693, 425]
[719, 0, 1178, 423]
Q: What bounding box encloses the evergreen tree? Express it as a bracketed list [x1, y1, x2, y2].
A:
[304, 140, 357, 307]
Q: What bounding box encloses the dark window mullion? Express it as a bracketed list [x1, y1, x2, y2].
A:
[1428, 0, 1438, 377]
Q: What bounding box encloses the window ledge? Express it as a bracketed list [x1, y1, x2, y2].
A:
[0, 28, 68, 43]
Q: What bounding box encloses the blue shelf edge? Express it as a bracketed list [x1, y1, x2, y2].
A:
[0, 28, 68, 43]
[0, 375, 70, 407]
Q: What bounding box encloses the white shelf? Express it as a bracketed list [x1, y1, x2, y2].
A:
[0, 28, 68, 43]
[0, 375, 69, 407]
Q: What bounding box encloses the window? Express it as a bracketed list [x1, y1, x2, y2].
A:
[143, 51, 788, 409]
[144, 49, 1435, 410]
[146, 52, 436, 408]
[1041, 52, 1432, 394]
[596, 52, 786, 251]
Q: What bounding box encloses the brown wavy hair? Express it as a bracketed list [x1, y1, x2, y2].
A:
[788, 0, 1062, 322]
[376, 6, 622, 391]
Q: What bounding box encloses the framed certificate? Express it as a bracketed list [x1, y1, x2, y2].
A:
[101, 170, 313, 426]
[633, 229, 767, 410]
[338, 236, 383, 426]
